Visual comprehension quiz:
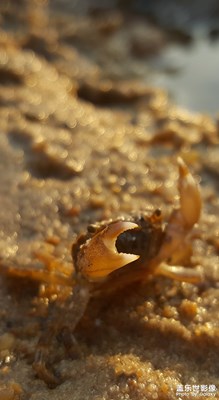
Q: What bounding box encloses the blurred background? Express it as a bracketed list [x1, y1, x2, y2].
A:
[1, 0, 219, 115]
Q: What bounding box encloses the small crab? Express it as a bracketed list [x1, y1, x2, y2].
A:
[3, 157, 203, 386]
[73, 157, 202, 285]
[31, 157, 203, 385]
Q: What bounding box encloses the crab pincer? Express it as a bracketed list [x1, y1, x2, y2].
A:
[76, 221, 140, 280]
[177, 156, 202, 229]
[154, 157, 203, 283]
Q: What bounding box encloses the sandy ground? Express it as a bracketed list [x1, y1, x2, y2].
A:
[0, 2, 219, 399]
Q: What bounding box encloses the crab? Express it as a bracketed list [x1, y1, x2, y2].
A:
[73, 157, 202, 286]
[2, 157, 203, 386]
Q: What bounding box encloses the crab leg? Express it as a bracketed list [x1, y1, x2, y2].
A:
[33, 283, 90, 387]
[155, 263, 204, 283]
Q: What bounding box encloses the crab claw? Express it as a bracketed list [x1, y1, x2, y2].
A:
[177, 157, 202, 230]
[150, 157, 202, 273]
[77, 221, 140, 281]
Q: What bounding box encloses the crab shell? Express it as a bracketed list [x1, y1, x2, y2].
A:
[72, 211, 164, 282]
